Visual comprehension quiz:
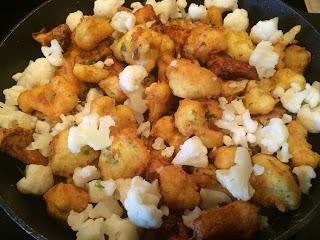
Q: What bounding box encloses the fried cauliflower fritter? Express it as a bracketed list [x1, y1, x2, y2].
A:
[288, 121, 320, 169]
[284, 45, 311, 74]
[109, 105, 137, 135]
[99, 76, 127, 103]
[166, 59, 221, 99]
[0, 127, 47, 165]
[74, 16, 113, 51]
[204, 7, 223, 26]
[145, 82, 173, 122]
[157, 54, 175, 83]
[250, 153, 301, 212]
[159, 165, 200, 210]
[191, 164, 218, 189]
[50, 130, 99, 177]
[99, 128, 150, 180]
[214, 146, 236, 169]
[201, 99, 223, 128]
[221, 79, 248, 100]
[18, 76, 78, 121]
[151, 116, 187, 152]
[90, 96, 114, 116]
[273, 68, 306, 90]
[44, 183, 89, 222]
[183, 25, 227, 63]
[195, 127, 224, 149]
[144, 150, 171, 182]
[134, 4, 158, 24]
[194, 201, 258, 240]
[73, 63, 109, 83]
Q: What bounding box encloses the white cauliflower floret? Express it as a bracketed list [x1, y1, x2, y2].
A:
[119, 65, 147, 94]
[255, 118, 289, 154]
[223, 9, 249, 32]
[16, 164, 54, 195]
[182, 207, 202, 230]
[188, 3, 207, 21]
[152, 137, 166, 150]
[276, 142, 292, 163]
[223, 135, 234, 146]
[161, 146, 175, 158]
[76, 218, 105, 240]
[292, 165, 316, 194]
[104, 58, 114, 67]
[297, 104, 320, 133]
[253, 164, 265, 176]
[105, 214, 139, 240]
[66, 10, 83, 31]
[89, 199, 123, 219]
[68, 204, 93, 231]
[216, 147, 254, 201]
[73, 166, 101, 188]
[280, 83, 307, 113]
[111, 11, 136, 33]
[204, 0, 238, 12]
[282, 114, 293, 124]
[88, 180, 117, 203]
[131, 2, 144, 12]
[137, 121, 151, 138]
[250, 17, 283, 44]
[177, 0, 187, 9]
[172, 136, 208, 168]
[3, 85, 26, 106]
[242, 110, 258, 133]
[41, 39, 64, 67]
[200, 188, 231, 209]
[249, 41, 279, 78]
[272, 86, 285, 98]
[146, 0, 182, 24]
[51, 114, 76, 136]
[12, 58, 55, 89]
[94, 0, 124, 18]
[115, 178, 132, 204]
[124, 176, 168, 228]
[304, 82, 320, 108]
[68, 113, 115, 153]
[0, 103, 36, 129]
[26, 120, 52, 157]
[124, 86, 147, 123]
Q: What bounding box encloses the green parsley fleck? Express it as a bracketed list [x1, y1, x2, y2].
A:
[120, 43, 127, 52]
[111, 158, 119, 165]
[86, 60, 97, 65]
[83, 149, 90, 155]
[95, 180, 104, 189]
[206, 113, 215, 120]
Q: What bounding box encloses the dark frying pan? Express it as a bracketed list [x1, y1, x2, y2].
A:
[0, 0, 320, 239]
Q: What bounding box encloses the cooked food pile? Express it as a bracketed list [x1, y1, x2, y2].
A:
[1, 0, 320, 239]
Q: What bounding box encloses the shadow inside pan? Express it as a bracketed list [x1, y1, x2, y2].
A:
[0, 0, 320, 239]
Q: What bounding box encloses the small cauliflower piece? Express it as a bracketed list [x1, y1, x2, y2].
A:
[172, 136, 208, 168]
[76, 218, 105, 240]
[166, 59, 221, 99]
[292, 165, 316, 194]
[297, 104, 320, 133]
[67, 204, 93, 231]
[204, 0, 238, 12]
[250, 17, 283, 44]
[105, 214, 139, 240]
[250, 153, 301, 212]
[89, 198, 123, 219]
[200, 188, 231, 209]
[94, 0, 124, 18]
[223, 9, 249, 32]
[284, 45, 311, 73]
[280, 84, 307, 113]
[41, 39, 64, 67]
[12, 57, 55, 89]
[159, 165, 200, 210]
[73, 63, 109, 83]
[119, 65, 147, 94]
[124, 176, 168, 228]
[111, 11, 136, 33]
[188, 3, 207, 21]
[273, 68, 306, 90]
[16, 164, 54, 195]
[72, 166, 101, 188]
[216, 147, 254, 201]
[3, 85, 27, 106]
[137, 121, 151, 138]
[182, 207, 202, 230]
[287, 121, 320, 169]
[253, 164, 265, 176]
[44, 183, 89, 221]
[98, 128, 150, 180]
[87, 180, 117, 203]
[249, 41, 279, 78]
[115, 178, 132, 204]
[68, 113, 115, 153]
[66, 10, 83, 31]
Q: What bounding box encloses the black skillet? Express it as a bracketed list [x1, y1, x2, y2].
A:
[0, 0, 320, 239]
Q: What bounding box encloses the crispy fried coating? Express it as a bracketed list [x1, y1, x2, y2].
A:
[99, 76, 127, 103]
[18, 76, 78, 121]
[109, 105, 137, 135]
[90, 96, 114, 116]
[134, 4, 158, 24]
[32, 24, 71, 50]
[50, 130, 99, 177]
[207, 53, 258, 80]
[73, 63, 109, 83]
[288, 121, 320, 169]
[196, 127, 224, 149]
[99, 128, 150, 179]
[74, 16, 113, 50]
[159, 165, 200, 210]
[250, 153, 301, 212]
[225, 29, 255, 63]
[201, 99, 223, 128]
[273, 68, 306, 90]
[44, 183, 89, 222]
[221, 79, 248, 100]
[204, 7, 223, 26]
[0, 127, 47, 165]
[145, 82, 173, 122]
[157, 54, 175, 83]
[144, 150, 171, 182]
[191, 164, 218, 189]
[76, 40, 113, 63]
[167, 59, 221, 99]
[214, 146, 236, 169]
[193, 201, 258, 240]
[183, 25, 227, 63]
[284, 45, 311, 74]
[253, 107, 286, 125]
[151, 116, 187, 152]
